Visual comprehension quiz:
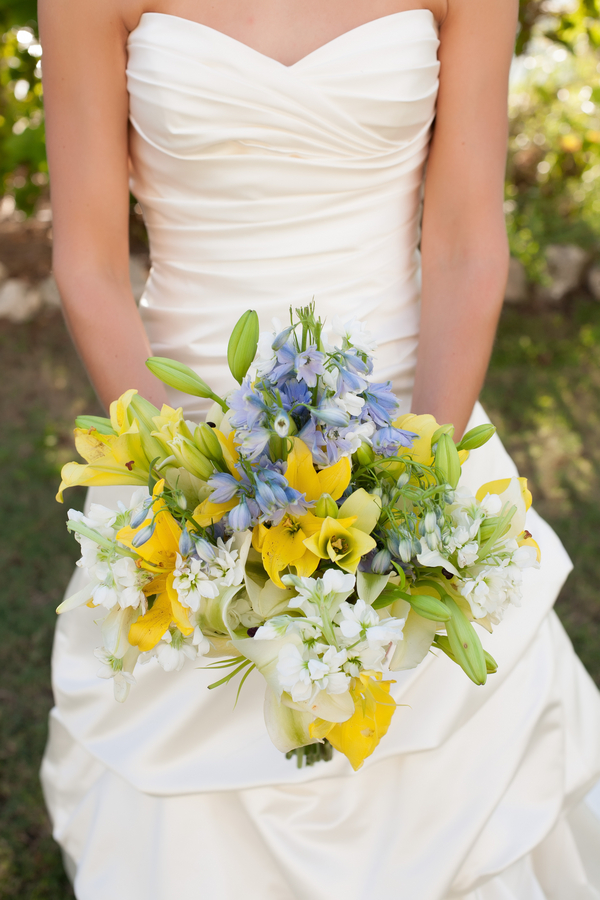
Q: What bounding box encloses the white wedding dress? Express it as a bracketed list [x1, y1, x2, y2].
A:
[42, 10, 600, 899]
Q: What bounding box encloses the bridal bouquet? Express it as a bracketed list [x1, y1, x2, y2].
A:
[57, 305, 540, 770]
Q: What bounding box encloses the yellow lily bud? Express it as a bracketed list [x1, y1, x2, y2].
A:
[169, 435, 214, 481]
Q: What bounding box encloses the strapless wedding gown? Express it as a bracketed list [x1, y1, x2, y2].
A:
[42, 10, 600, 899]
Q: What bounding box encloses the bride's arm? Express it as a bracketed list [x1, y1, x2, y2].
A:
[411, 0, 518, 436]
[38, 0, 168, 412]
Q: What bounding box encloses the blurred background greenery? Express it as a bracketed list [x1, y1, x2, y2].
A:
[0, 1, 600, 897]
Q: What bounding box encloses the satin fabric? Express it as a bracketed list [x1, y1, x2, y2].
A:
[42, 10, 600, 898]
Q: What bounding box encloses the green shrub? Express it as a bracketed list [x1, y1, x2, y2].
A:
[506, 46, 600, 281]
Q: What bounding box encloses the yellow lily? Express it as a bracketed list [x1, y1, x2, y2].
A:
[309, 672, 397, 771]
[57, 388, 156, 502]
[475, 477, 540, 561]
[302, 513, 377, 573]
[116, 479, 193, 650]
[56, 423, 150, 502]
[253, 439, 352, 587]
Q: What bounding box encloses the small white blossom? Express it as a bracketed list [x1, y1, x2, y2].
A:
[336, 599, 405, 646]
[141, 628, 198, 672]
[456, 541, 479, 568]
[331, 316, 378, 354]
[276, 642, 349, 702]
[94, 647, 137, 702]
[206, 537, 245, 586]
[173, 553, 219, 611]
[334, 392, 365, 418]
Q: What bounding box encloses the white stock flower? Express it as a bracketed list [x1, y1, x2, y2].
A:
[341, 418, 376, 454]
[285, 570, 355, 615]
[207, 537, 245, 586]
[334, 392, 365, 418]
[456, 541, 479, 568]
[173, 553, 219, 612]
[331, 316, 378, 354]
[336, 599, 405, 646]
[276, 642, 349, 702]
[141, 628, 199, 673]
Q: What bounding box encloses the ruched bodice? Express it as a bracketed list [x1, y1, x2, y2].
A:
[127, 10, 439, 413]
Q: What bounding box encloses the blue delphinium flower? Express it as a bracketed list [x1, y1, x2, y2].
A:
[270, 342, 297, 383]
[372, 425, 418, 458]
[361, 381, 400, 427]
[207, 471, 244, 504]
[228, 378, 270, 430]
[238, 426, 272, 461]
[280, 378, 311, 409]
[294, 345, 326, 388]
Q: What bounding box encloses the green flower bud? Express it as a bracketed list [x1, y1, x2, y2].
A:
[194, 423, 224, 462]
[315, 493, 339, 519]
[406, 593, 451, 622]
[430, 423, 455, 447]
[173, 489, 188, 511]
[444, 597, 487, 685]
[456, 424, 497, 452]
[434, 433, 461, 490]
[227, 310, 259, 384]
[484, 650, 498, 674]
[354, 441, 375, 466]
[146, 357, 225, 407]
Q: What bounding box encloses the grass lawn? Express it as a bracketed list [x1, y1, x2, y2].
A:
[1, 295, 599, 896]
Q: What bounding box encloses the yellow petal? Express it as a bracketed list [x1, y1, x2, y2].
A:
[317, 455, 351, 501]
[285, 439, 322, 501]
[215, 429, 240, 477]
[338, 489, 381, 534]
[56, 461, 148, 502]
[109, 389, 138, 433]
[309, 673, 396, 771]
[475, 477, 532, 511]
[128, 593, 173, 651]
[262, 517, 313, 588]
[302, 517, 376, 573]
[392, 413, 440, 466]
[192, 497, 237, 527]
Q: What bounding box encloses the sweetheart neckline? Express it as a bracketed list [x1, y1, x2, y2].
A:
[131, 8, 437, 69]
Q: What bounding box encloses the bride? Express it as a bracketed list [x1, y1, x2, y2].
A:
[38, 0, 600, 897]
